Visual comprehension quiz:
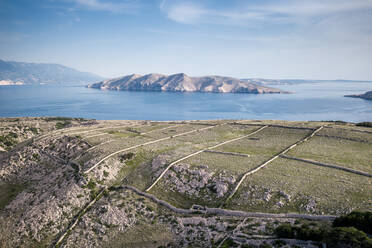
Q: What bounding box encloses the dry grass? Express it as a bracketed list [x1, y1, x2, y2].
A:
[226, 158, 372, 215]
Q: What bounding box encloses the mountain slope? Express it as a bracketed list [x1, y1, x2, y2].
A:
[88, 73, 286, 94]
[0, 59, 103, 85]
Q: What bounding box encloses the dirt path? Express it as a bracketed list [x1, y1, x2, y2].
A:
[52, 187, 107, 248]
[124, 185, 336, 220]
[145, 126, 267, 192]
[224, 126, 324, 204]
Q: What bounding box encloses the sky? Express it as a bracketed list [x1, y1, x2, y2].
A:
[1, 0, 372, 80]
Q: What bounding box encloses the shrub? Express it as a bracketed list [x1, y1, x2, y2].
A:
[326, 227, 372, 248]
[272, 240, 286, 247]
[274, 223, 294, 238]
[221, 238, 239, 248]
[333, 211, 372, 234]
[119, 152, 135, 162]
[259, 243, 272, 248]
[55, 120, 71, 129]
[356, 122, 372, 128]
[32, 153, 39, 160]
[29, 127, 39, 134]
[87, 179, 96, 190]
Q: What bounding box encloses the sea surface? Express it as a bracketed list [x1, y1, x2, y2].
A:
[1, 81, 372, 121]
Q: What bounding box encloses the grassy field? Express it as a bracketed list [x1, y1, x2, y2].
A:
[1, 118, 371, 247]
[286, 136, 372, 173]
[225, 158, 372, 215]
[2, 118, 371, 215]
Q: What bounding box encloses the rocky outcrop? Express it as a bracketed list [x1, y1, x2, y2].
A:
[88, 73, 287, 94]
[345, 90, 372, 100]
[164, 164, 236, 199]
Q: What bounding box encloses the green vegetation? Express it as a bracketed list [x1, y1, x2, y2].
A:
[227, 158, 372, 214]
[119, 152, 135, 162]
[44, 117, 76, 122]
[1, 118, 372, 247]
[287, 135, 372, 173]
[333, 211, 372, 234]
[0, 183, 25, 210]
[275, 212, 372, 248]
[220, 237, 239, 248]
[356, 122, 372, 128]
[0, 132, 19, 150]
[55, 120, 71, 129]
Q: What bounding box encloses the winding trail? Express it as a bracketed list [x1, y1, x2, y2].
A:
[123, 185, 336, 220]
[223, 126, 324, 205]
[53, 187, 108, 248]
[216, 218, 249, 248]
[84, 124, 224, 174]
[145, 126, 267, 192]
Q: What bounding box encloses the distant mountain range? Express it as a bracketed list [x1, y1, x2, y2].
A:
[88, 73, 287, 94]
[0, 59, 103, 85]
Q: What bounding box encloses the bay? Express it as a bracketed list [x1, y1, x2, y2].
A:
[1, 81, 372, 122]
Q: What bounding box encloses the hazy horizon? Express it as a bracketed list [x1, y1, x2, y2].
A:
[1, 0, 372, 80]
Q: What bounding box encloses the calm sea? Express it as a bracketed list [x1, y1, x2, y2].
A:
[1, 81, 372, 121]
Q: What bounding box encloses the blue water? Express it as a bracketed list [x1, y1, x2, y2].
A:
[1, 82, 372, 121]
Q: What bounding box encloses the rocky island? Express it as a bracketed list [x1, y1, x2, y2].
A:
[345, 91, 372, 101]
[88, 73, 287, 94]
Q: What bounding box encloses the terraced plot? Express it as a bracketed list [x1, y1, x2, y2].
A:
[317, 126, 372, 142]
[1, 118, 371, 248]
[225, 158, 372, 215]
[147, 126, 313, 208]
[286, 136, 372, 173]
[215, 126, 311, 156]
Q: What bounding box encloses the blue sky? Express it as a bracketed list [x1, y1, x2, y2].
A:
[1, 0, 372, 80]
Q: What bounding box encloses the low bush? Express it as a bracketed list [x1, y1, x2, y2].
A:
[55, 120, 71, 129]
[274, 212, 372, 248]
[326, 227, 372, 248]
[333, 211, 372, 234]
[356, 122, 372, 128]
[119, 152, 135, 162]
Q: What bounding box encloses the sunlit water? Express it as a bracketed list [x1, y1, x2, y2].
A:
[1, 81, 372, 121]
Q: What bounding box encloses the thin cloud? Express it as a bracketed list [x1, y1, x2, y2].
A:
[65, 0, 141, 13]
[160, 0, 372, 25]
[0, 32, 30, 43]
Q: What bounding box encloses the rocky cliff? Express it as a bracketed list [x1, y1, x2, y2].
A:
[88, 73, 286, 94]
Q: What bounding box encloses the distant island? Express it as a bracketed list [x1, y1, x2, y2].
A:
[0, 79, 24, 85]
[0, 59, 102, 85]
[345, 91, 372, 101]
[88, 73, 287, 94]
